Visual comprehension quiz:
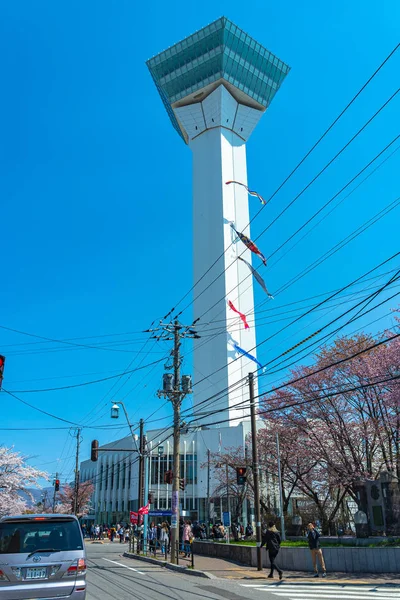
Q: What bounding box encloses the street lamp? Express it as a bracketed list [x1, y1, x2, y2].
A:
[111, 403, 120, 419]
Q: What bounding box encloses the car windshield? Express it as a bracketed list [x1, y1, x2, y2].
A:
[0, 519, 83, 554]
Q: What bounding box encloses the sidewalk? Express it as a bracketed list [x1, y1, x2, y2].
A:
[192, 554, 400, 585]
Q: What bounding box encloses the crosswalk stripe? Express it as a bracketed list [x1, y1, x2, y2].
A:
[239, 584, 399, 599]
[269, 596, 397, 600]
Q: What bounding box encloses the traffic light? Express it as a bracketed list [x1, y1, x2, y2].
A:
[236, 467, 247, 485]
[91, 440, 99, 462]
[0, 355, 5, 390]
[179, 478, 186, 491]
[164, 470, 173, 484]
[55, 479, 60, 492]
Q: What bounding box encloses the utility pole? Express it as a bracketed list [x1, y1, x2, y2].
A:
[276, 432, 286, 541]
[52, 477, 58, 513]
[207, 449, 211, 530]
[138, 418, 144, 511]
[225, 461, 231, 544]
[171, 321, 182, 564]
[73, 428, 82, 516]
[249, 372, 262, 571]
[156, 319, 197, 564]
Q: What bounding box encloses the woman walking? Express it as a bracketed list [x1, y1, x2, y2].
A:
[183, 520, 192, 557]
[261, 521, 283, 580]
[148, 522, 157, 556]
[160, 522, 169, 555]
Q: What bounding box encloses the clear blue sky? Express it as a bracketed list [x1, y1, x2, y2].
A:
[1, 1, 399, 484]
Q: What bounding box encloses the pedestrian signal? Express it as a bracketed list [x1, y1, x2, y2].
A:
[179, 478, 186, 491]
[164, 470, 173, 484]
[236, 467, 247, 485]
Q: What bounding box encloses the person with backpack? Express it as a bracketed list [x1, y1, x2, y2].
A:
[261, 521, 283, 579]
[245, 523, 253, 538]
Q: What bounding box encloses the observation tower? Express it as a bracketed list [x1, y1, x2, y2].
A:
[147, 17, 289, 426]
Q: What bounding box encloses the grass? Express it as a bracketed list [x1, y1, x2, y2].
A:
[212, 538, 400, 548]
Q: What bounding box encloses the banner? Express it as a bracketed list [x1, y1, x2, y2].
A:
[130, 512, 138, 525]
[138, 502, 150, 515]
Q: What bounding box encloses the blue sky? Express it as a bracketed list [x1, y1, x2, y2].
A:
[0, 1, 399, 484]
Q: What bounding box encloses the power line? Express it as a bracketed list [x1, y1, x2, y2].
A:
[6, 356, 165, 394]
[163, 43, 399, 320]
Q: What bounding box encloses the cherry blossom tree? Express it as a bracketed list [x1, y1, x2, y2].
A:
[55, 480, 94, 517]
[0, 446, 48, 517]
[258, 329, 400, 533]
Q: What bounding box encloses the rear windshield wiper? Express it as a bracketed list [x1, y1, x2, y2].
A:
[27, 548, 60, 559]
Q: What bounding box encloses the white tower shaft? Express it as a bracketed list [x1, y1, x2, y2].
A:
[175, 85, 261, 425]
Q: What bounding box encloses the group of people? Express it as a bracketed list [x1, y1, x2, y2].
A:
[84, 523, 130, 543]
[261, 521, 327, 579]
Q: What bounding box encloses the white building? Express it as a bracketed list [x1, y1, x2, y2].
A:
[80, 423, 255, 525]
[146, 17, 289, 427]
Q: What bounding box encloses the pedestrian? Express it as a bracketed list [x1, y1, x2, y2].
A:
[307, 522, 326, 577]
[118, 525, 124, 543]
[160, 522, 169, 555]
[148, 522, 157, 556]
[261, 521, 283, 580]
[95, 524, 100, 540]
[110, 526, 116, 542]
[245, 523, 253, 538]
[183, 520, 192, 557]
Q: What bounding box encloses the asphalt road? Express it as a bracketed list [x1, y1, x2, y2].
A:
[85, 543, 400, 600]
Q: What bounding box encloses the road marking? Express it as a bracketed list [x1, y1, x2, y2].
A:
[239, 584, 400, 599]
[102, 557, 145, 574]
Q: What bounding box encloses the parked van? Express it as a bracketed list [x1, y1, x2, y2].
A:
[0, 513, 86, 599]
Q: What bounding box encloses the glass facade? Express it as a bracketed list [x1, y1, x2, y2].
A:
[147, 17, 290, 141]
[150, 453, 197, 485]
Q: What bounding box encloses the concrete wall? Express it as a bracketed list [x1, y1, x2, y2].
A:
[192, 541, 400, 574]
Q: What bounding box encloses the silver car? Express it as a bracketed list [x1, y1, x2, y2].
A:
[0, 513, 86, 599]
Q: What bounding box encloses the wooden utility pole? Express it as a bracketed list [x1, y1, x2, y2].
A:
[52, 476, 58, 513]
[249, 372, 262, 571]
[156, 319, 197, 564]
[170, 320, 182, 564]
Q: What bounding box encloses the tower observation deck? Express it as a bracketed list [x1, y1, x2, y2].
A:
[147, 17, 290, 427]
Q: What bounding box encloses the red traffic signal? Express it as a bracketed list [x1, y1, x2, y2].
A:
[91, 440, 99, 462]
[0, 355, 5, 390]
[55, 479, 60, 492]
[236, 467, 247, 485]
[164, 470, 173, 484]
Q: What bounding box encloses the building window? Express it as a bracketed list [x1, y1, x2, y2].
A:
[122, 462, 126, 489]
[182, 454, 197, 484]
[128, 463, 131, 489]
[105, 465, 108, 490]
[111, 463, 114, 489]
[150, 454, 197, 484]
[99, 465, 103, 491]
[151, 455, 173, 485]
[116, 464, 120, 490]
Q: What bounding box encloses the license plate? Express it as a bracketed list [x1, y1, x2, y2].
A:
[26, 567, 47, 579]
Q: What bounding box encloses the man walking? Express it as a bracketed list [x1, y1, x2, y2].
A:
[307, 523, 326, 577]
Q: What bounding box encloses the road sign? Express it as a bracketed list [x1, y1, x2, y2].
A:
[158, 445, 164, 455]
[223, 511, 231, 527]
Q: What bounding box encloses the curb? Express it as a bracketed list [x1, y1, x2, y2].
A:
[123, 552, 213, 579]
